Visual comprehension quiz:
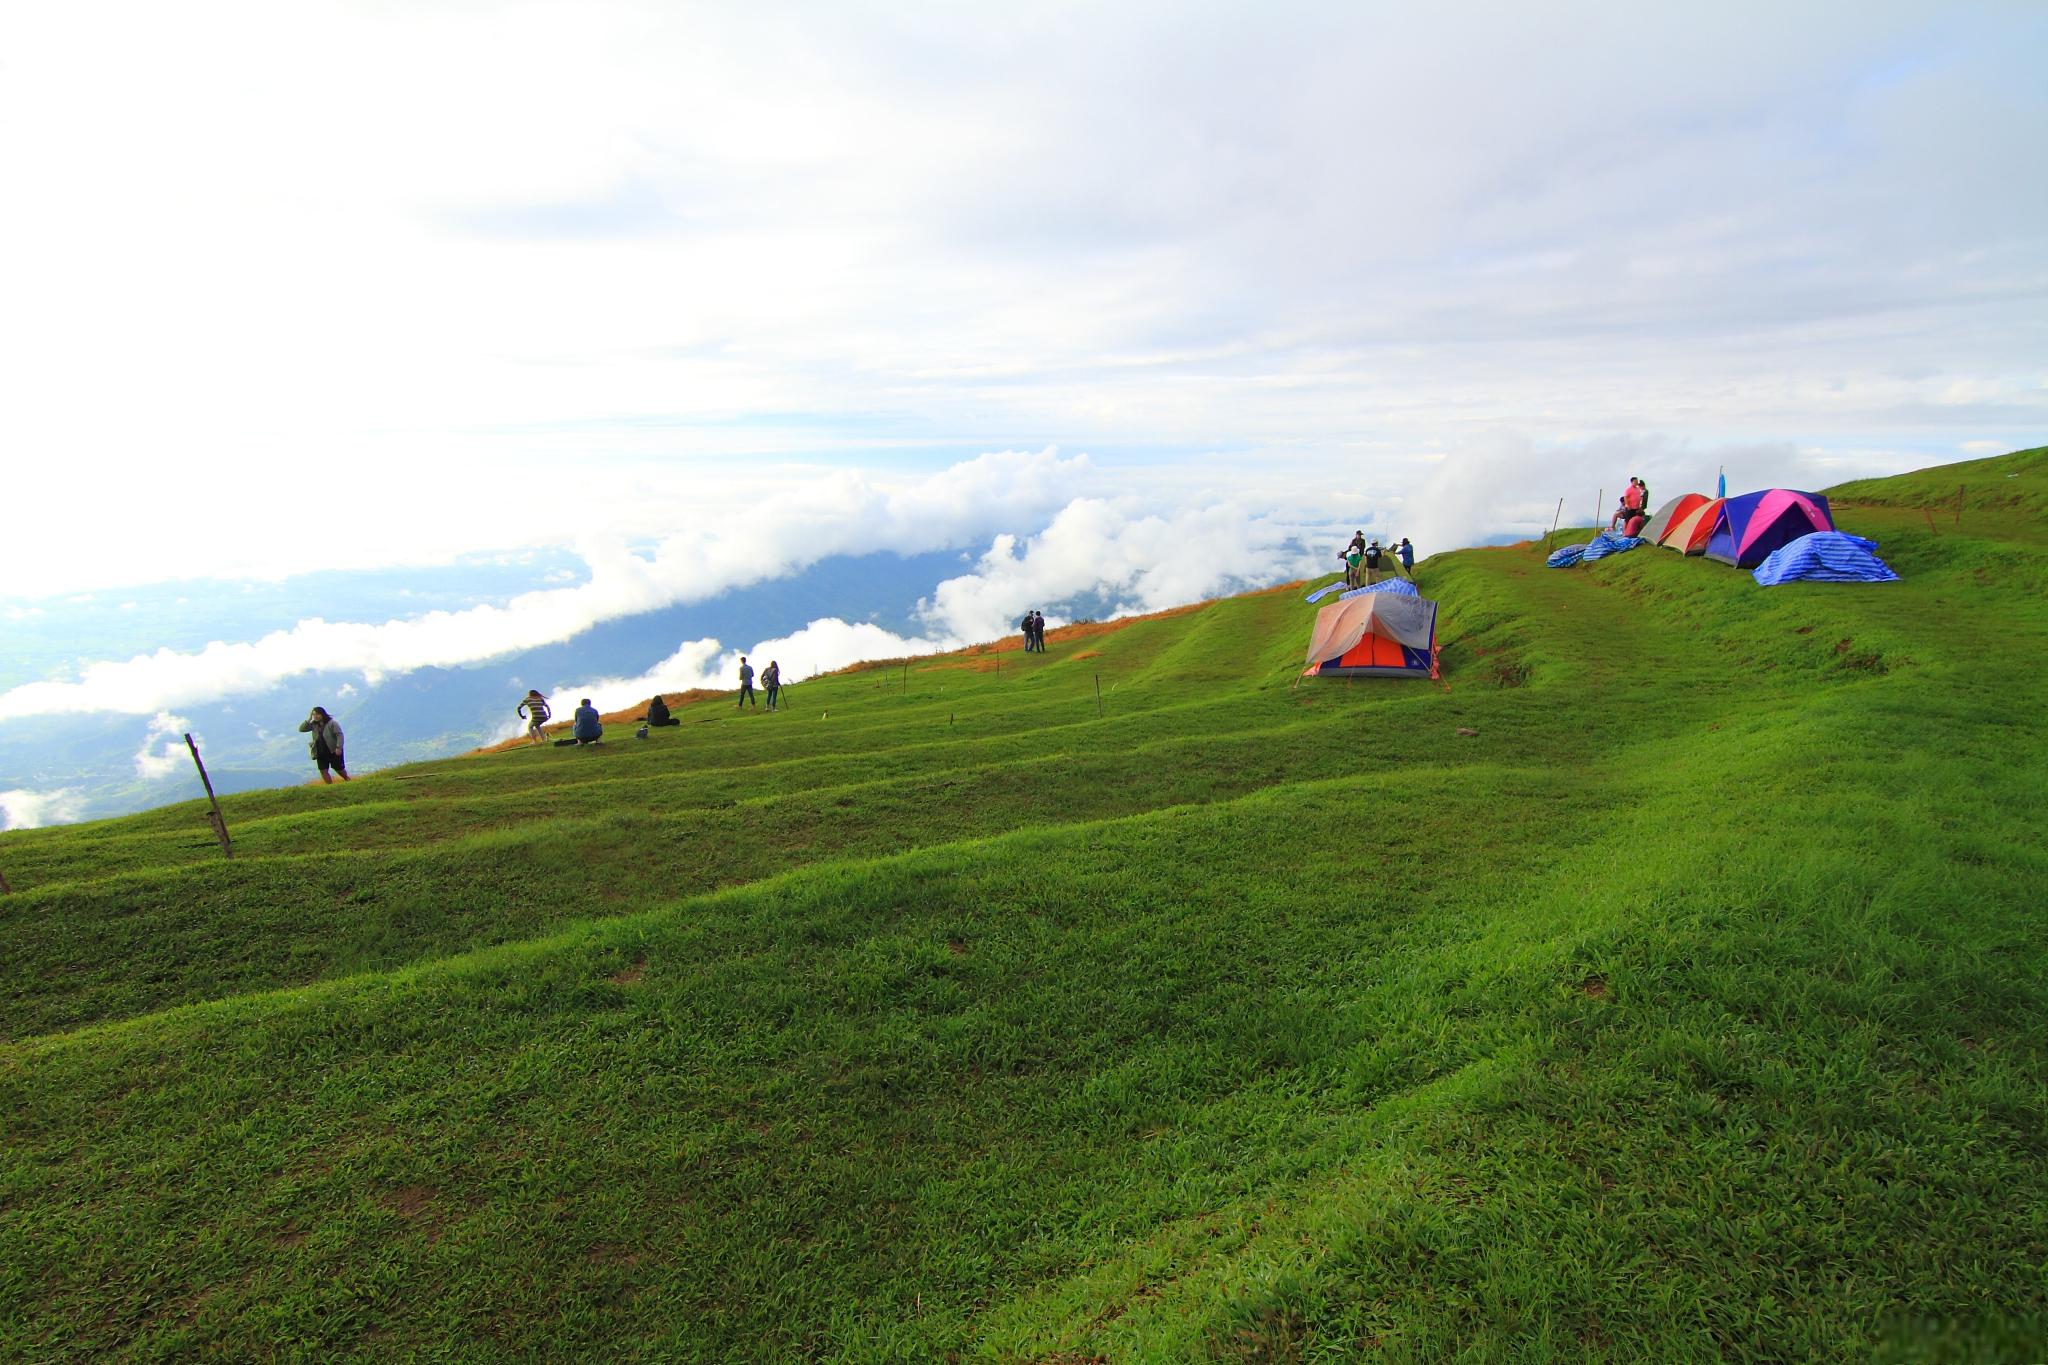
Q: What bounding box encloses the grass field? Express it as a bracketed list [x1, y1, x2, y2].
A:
[3, 450, 2044, 1362]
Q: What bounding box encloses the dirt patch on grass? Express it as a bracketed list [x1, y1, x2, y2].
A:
[381, 1186, 438, 1218]
[586, 1242, 641, 1267]
[1071, 649, 1102, 660]
[947, 939, 969, 956]
[1581, 975, 1610, 999]
[609, 957, 647, 986]
[272, 1228, 308, 1249]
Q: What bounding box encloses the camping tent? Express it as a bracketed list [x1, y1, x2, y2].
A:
[1338, 577, 1419, 600]
[1641, 493, 1708, 546]
[1658, 496, 1724, 554]
[1704, 490, 1834, 567]
[1752, 532, 1898, 586]
[1301, 592, 1439, 680]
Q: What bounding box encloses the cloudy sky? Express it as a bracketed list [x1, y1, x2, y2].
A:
[2, 0, 2044, 718]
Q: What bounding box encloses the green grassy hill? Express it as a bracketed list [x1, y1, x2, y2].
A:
[4, 450, 2044, 1363]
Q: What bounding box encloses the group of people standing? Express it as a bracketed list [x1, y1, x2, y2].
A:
[1339, 532, 1417, 587]
[736, 657, 781, 710]
[1611, 477, 1652, 537]
[1018, 610, 1049, 652]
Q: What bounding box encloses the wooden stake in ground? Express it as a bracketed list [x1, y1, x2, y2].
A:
[184, 732, 234, 860]
[1094, 671, 1104, 718]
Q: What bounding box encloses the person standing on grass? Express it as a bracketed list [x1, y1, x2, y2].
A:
[762, 660, 781, 711]
[298, 706, 349, 783]
[1031, 611, 1046, 652]
[1397, 537, 1416, 578]
[1362, 539, 1386, 585]
[737, 656, 758, 708]
[1019, 611, 1035, 652]
[517, 689, 551, 745]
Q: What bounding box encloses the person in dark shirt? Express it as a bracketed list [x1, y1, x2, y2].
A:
[645, 694, 679, 727]
[762, 661, 782, 711]
[1361, 540, 1387, 584]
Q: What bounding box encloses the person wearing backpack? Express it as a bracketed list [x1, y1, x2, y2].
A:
[762, 660, 781, 711]
[737, 656, 758, 709]
[298, 706, 349, 783]
[1361, 539, 1386, 585]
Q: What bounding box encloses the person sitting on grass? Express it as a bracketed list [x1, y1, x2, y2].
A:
[645, 694, 679, 727]
[554, 698, 604, 746]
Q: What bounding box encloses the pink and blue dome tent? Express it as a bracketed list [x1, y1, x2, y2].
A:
[1704, 490, 1834, 568]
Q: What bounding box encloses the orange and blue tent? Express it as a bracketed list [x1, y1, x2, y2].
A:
[1658, 496, 1723, 554]
[1704, 489, 1834, 567]
[1301, 593, 1440, 680]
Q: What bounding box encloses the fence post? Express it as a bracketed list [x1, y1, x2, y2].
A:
[184, 732, 234, 860]
[1094, 672, 1104, 718]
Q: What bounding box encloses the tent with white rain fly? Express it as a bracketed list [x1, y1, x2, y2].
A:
[1301, 593, 1440, 680]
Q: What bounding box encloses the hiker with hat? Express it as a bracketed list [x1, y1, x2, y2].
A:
[517, 689, 552, 745]
[298, 706, 349, 783]
[1397, 537, 1416, 578]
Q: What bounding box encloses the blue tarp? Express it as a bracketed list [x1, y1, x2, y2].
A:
[1303, 579, 1347, 603]
[1338, 577, 1419, 600]
[1547, 532, 1645, 568]
[1752, 532, 1899, 586]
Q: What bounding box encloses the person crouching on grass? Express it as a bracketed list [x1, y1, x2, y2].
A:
[298, 706, 349, 783]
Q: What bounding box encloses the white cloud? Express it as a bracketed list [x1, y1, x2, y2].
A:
[0, 450, 1087, 721]
[132, 711, 193, 780]
[918, 499, 1323, 642]
[1961, 439, 2007, 454]
[1, 3, 2044, 600]
[0, 788, 86, 831]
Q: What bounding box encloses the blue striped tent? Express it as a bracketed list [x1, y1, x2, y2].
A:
[1752, 532, 1899, 586]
